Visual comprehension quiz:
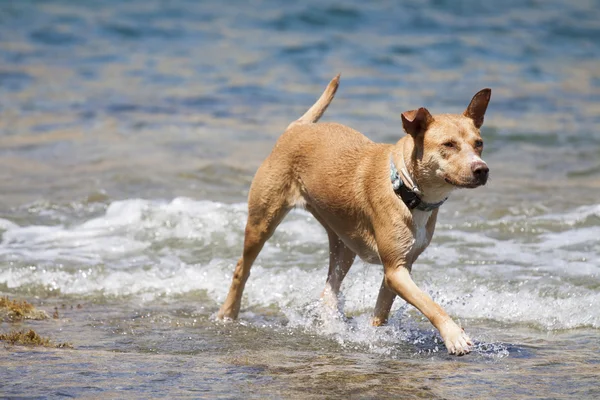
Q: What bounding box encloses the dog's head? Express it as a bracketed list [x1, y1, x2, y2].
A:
[401, 89, 491, 190]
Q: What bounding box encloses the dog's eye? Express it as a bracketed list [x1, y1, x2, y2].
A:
[474, 140, 483, 148]
[443, 142, 455, 148]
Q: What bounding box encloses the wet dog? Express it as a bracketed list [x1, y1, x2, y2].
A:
[218, 75, 491, 355]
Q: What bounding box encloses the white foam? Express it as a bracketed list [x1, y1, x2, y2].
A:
[0, 197, 598, 338]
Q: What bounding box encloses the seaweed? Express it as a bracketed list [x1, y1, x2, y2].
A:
[0, 297, 75, 348]
[0, 329, 72, 348]
[0, 296, 49, 321]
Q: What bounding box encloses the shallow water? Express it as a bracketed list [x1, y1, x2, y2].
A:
[1, 0, 600, 398]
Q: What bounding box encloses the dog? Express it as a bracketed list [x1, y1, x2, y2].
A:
[217, 75, 491, 355]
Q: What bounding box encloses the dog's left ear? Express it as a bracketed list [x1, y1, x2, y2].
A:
[401, 107, 433, 137]
[464, 88, 491, 129]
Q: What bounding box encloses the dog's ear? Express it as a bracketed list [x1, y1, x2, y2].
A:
[464, 88, 491, 129]
[401, 107, 433, 136]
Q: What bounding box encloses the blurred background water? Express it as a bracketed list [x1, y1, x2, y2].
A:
[1, 0, 599, 398]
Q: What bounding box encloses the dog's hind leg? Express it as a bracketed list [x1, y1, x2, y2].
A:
[218, 168, 293, 320]
[320, 229, 356, 310]
[372, 278, 396, 326]
[217, 207, 289, 320]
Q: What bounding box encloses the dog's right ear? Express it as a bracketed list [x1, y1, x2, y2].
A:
[401, 107, 433, 136]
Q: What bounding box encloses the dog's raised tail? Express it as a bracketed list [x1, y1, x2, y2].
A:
[288, 74, 340, 129]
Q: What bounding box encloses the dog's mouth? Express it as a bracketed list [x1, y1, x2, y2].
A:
[444, 176, 484, 189]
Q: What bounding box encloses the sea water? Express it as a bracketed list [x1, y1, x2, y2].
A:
[1, 0, 599, 398]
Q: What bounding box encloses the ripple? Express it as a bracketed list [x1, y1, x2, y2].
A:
[0, 71, 33, 92]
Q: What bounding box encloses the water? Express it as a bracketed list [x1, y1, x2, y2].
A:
[1, 0, 599, 398]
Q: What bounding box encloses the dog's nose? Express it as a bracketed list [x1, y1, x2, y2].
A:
[472, 161, 489, 183]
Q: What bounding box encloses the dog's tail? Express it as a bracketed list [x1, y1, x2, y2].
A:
[287, 74, 340, 129]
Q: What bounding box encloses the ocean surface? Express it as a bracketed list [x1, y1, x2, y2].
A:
[1, 0, 599, 398]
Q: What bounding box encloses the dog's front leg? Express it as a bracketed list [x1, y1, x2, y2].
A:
[384, 266, 472, 355]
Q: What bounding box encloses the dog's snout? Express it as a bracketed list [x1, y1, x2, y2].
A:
[472, 161, 489, 183]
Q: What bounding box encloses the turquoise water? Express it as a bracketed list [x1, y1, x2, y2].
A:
[1, 0, 600, 398]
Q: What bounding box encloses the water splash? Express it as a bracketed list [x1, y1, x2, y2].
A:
[0, 198, 598, 336]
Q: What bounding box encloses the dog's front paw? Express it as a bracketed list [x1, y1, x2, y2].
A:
[440, 320, 472, 355]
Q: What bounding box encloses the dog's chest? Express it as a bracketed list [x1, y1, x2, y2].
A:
[411, 210, 432, 251]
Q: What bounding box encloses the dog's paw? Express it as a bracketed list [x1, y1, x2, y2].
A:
[371, 316, 387, 327]
[440, 320, 473, 356]
[216, 306, 238, 321]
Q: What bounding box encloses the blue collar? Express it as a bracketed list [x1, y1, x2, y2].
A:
[390, 158, 447, 212]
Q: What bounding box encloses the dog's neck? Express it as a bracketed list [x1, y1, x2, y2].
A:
[393, 136, 455, 205]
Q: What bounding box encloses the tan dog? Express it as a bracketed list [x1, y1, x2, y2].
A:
[218, 75, 491, 355]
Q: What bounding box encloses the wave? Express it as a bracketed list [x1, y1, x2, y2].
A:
[0, 197, 598, 332]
